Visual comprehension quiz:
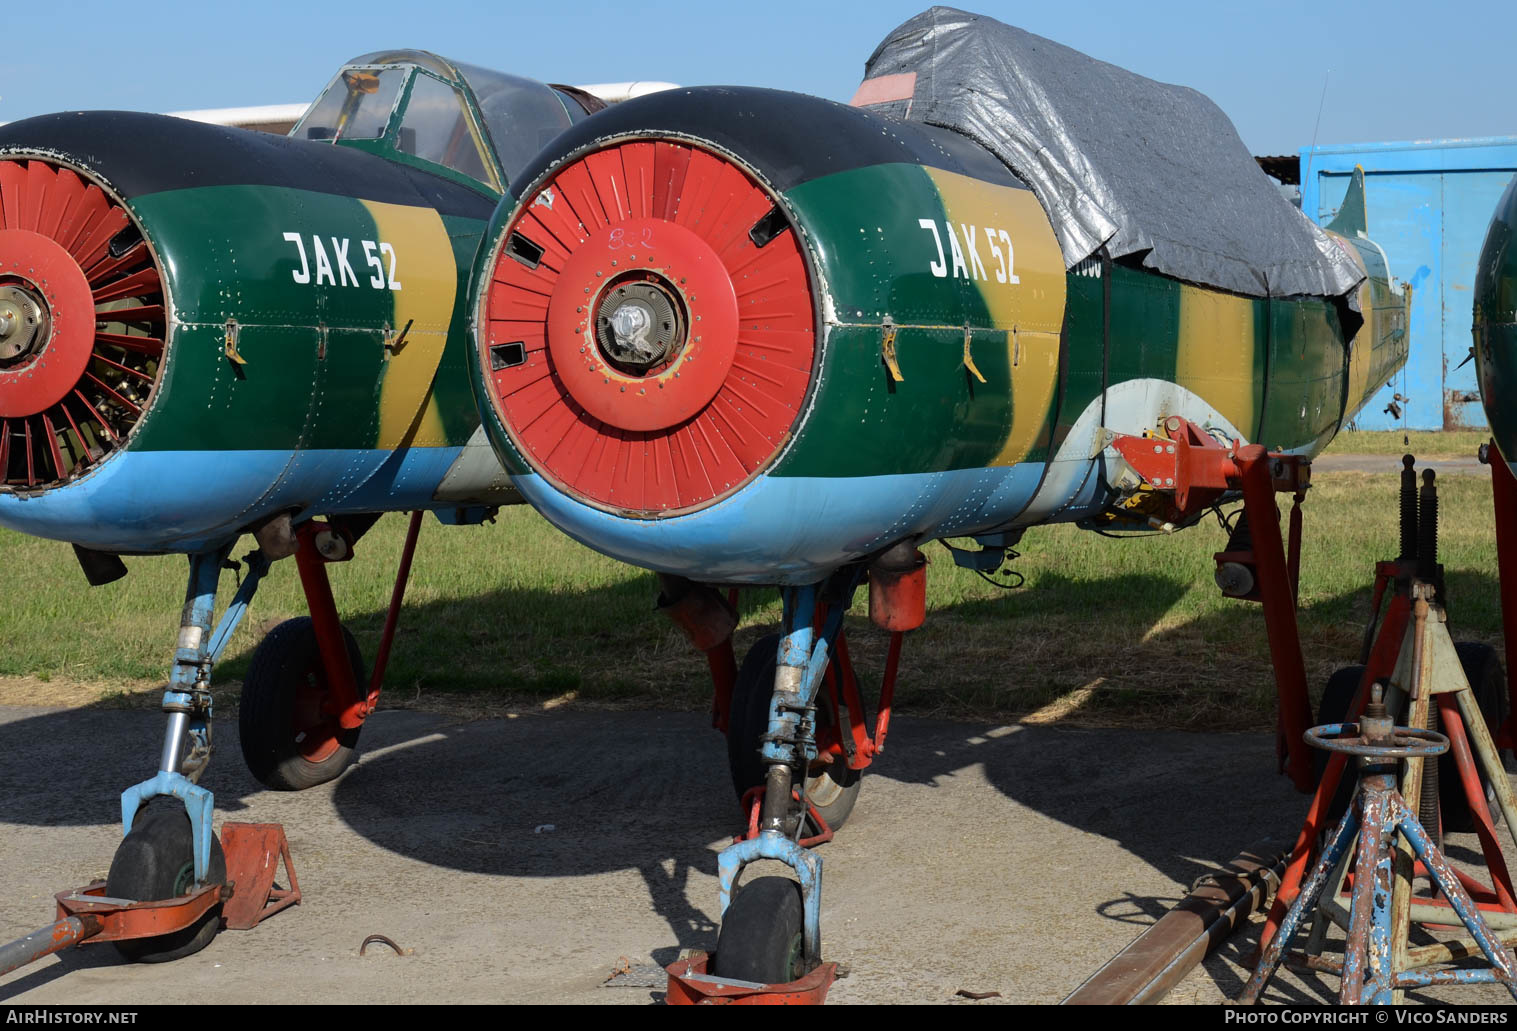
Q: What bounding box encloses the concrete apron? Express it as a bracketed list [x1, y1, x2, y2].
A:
[0, 705, 1513, 1005]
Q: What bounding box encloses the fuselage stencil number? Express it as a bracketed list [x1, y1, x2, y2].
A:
[917, 219, 1019, 285]
[283, 233, 402, 291]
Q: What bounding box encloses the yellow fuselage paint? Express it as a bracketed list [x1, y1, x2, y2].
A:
[363, 199, 457, 449]
[1332, 235, 1376, 415]
[1175, 284, 1259, 437]
[927, 168, 1065, 466]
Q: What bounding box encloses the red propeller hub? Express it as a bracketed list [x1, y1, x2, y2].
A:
[480, 140, 816, 516]
[0, 229, 97, 417]
[544, 217, 739, 433]
[0, 159, 167, 490]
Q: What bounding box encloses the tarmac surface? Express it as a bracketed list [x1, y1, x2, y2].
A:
[3, 704, 1515, 1005]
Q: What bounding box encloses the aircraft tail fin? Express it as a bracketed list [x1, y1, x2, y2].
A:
[1325, 164, 1368, 238]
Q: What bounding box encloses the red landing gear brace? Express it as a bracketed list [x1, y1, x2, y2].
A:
[0, 824, 299, 977]
[293, 510, 424, 731]
[3, 513, 427, 982]
[659, 580, 911, 781]
[736, 785, 836, 848]
[1109, 416, 1315, 790]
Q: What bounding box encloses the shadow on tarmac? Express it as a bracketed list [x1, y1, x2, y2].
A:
[0, 567, 1506, 967]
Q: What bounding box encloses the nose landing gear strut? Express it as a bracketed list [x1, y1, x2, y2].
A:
[668, 575, 865, 1004]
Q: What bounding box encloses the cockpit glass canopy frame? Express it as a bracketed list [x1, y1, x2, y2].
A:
[394, 70, 496, 187]
[292, 49, 583, 195]
[295, 66, 407, 144]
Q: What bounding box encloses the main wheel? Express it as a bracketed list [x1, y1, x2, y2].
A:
[728, 634, 862, 832]
[1313, 665, 1366, 824]
[711, 876, 811, 984]
[1440, 642, 1511, 832]
[239, 616, 366, 791]
[105, 799, 227, 963]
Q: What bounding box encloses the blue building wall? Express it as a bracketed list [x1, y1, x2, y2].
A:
[1300, 137, 1517, 430]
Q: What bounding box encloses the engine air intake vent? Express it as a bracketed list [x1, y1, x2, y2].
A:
[0, 159, 166, 489]
[477, 140, 816, 516]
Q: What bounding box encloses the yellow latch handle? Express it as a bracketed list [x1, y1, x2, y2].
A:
[223, 319, 246, 366]
[881, 319, 904, 382]
[962, 325, 986, 384]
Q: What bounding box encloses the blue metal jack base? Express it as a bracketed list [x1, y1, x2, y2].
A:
[1244, 689, 1517, 1005]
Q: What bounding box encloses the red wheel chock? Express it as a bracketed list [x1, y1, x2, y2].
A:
[0, 822, 299, 977]
[665, 952, 837, 1005]
[219, 822, 301, 929]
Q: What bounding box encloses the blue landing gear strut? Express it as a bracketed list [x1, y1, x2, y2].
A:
[120, 544, 270, 884]
[0, 545, 305, 973]
[714, 575, 857, 979]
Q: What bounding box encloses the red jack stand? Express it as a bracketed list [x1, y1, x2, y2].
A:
[292, 510, 425, 735]
[1252, 456, 1517, 1001]
[1244, 685, 1517, 1004]
[1108, 416, 1316, 790]
[0, 823, 300, 977]
[665, 952, 838, 1005]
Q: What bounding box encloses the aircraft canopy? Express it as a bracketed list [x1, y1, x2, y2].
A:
[295, 50, 589, 192]
[855, 8, 1364, 300]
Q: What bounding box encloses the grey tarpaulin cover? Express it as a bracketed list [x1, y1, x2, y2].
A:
[856, 7, 1363, 300]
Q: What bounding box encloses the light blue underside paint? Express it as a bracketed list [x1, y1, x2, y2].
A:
[1301, 137, 1517, 430]
[0, 446, 466, 553]
[514, 461, 1108, 584]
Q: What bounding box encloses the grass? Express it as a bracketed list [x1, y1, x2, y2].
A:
[0, 465, 1503, 733]
[1324, 429, 1489, 459]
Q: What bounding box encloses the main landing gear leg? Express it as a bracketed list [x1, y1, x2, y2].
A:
[708, 579, 850, 992]
[110, 543, 271, 960]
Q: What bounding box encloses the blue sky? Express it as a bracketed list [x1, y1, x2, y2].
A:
[4, 1, 1508, 155]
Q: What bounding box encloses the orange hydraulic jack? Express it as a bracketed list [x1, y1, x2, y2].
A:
[0, 823, 299, 976]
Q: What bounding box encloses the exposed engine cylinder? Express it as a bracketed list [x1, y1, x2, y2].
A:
[0, 158, 166, 489]
[476, 139, 817, 516]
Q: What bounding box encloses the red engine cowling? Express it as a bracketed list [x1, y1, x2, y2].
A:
[477, 139, 817, 516]
[0, 158, 166, 490]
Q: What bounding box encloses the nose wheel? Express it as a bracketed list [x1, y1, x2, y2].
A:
[710, 876, 810, 984]
[104, 800, 227, 963]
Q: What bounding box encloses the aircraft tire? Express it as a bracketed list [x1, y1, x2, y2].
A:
[728, 634, 862, 833]
[1313, 665, 1366, 825]
[1440, 642, 1510, 833]
[710, 876, 812, 985]
[105, 799, 227, 963]
[239, 617, 365, 791]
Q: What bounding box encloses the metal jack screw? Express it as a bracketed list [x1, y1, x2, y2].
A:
[1243, 684, 1517, 1005]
